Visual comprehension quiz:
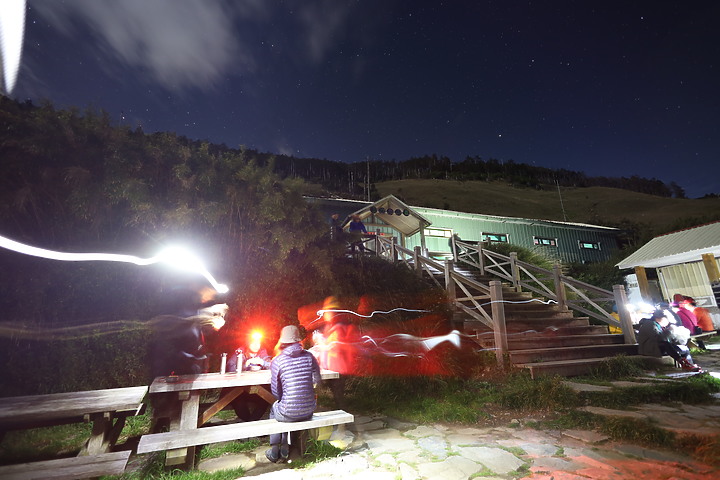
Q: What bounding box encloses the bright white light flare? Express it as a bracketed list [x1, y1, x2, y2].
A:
[0, 0, 25, 94]
[0, 234, 229, 293]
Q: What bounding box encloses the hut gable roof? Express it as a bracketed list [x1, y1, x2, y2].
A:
[616, 221, 720, 269]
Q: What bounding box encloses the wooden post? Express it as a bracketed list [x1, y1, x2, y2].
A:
[445, 260, 456, 304]
[634, 266, 652, 303]
[490, 281, 508, 366]
[391, 237, 398, 264]
[414, 246, 422, 277]
[702, 253, 720, 283]
[509, 252, 521, 292]
[478, 242, 486, 275]
[613, 284, 636, 344]
[450, 234, 458, 262]
[553, 263, 567, 311]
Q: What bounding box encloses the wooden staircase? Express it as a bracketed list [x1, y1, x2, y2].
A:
[454, 272, 637, 378]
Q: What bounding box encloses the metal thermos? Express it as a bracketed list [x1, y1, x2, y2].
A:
[220, 352, 227, 374]
[236, 349, 244, 374]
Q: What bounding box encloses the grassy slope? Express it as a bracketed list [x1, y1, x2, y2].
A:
[375, 179, 720, 231]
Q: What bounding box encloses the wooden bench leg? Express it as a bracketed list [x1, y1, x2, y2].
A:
[289, 429, 309, 458]
[82, 412, 112, 455]
[166, 391, 199, 469]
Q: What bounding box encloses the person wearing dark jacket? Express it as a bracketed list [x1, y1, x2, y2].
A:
[266, 325, 321, 463]
[226, 333, 272, 421]
[347, 214, 368, 252]
[637, 310, 701, 372]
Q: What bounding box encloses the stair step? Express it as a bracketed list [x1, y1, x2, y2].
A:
[503, 318, 592, 331]
[509, 344, 638, 364]
[507, 334, 624, 350]
[471, 324, 610, 337]
[517, 355, 640, 379]
[474, 333, 624, 350]
[463, 317, 593, 334]
[504, 310, 575, 319]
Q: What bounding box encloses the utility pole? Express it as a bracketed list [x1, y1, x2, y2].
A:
[556, 179, 568, 222]
[366, 157, 370, 202]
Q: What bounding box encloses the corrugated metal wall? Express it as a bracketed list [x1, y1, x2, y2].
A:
[305, 198, 622, 264]
[407, 207, 620, 264]
[658, 259, 720, 307]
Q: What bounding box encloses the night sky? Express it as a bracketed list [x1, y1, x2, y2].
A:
[8, 1, 720, 197]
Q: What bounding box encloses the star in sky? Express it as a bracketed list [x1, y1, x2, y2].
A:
[4, 0, 720, 197]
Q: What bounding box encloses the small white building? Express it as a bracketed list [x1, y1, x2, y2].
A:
[616, 221, 720, 327]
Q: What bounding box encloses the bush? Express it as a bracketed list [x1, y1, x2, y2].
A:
[0, 325, 151, 396]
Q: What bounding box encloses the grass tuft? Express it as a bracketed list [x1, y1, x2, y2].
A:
[588, 355, 644, 380]
[290, 438, 343, 469]
[494, 373, 579, 411]
[199, 438, 260, 460]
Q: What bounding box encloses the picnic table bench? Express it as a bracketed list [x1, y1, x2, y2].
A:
[144, 370, 351, 468]
[0, 386, 148, 479]
[690, 330, 716, 346]
[138, 410, 353, 455]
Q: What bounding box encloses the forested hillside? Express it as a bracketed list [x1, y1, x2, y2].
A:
[0, 97, 335, 325]
[2, 97, 719, 328]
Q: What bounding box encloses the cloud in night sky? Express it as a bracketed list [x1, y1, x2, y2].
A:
[33, 0, 251, 91]
[31, 0, 360, 92]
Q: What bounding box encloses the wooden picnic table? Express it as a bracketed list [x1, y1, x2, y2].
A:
[0, 386, 148, 479]
[0, 385, 147, 454]
[149, 369, 339, 467]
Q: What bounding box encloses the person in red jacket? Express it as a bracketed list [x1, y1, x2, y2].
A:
[673, 294, 700, 335]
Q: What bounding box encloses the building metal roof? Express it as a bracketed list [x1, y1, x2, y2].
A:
[348, 195, 431, 237]
[413, 205, 620, 232]
[616, 221, 720, 269]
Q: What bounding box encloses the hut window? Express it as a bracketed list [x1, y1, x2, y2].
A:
[425, 228, 452, 238]
[534, 236, 557, 247]
[579, 241, 600, 250]
[482, 233, 508, 243]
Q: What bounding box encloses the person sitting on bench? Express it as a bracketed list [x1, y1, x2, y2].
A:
[266, 325, 321, 463]
[226, 331, 272, 421]
[637, 309, 702, 372]
[685, 297, 715, 334]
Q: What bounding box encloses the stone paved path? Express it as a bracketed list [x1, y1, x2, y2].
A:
[196, 345, 720, 479]
[199, 410, 718, 479]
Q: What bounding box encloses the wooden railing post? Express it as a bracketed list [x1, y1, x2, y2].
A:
[414, 246, 422, 277]
[613, 284, 636, 344]
[450, 235, 458, 262]
[553, 263, 567, 311]
[391, 237, 398, 264]
[509, 252, 521, 292]
[478, 242, 485, 275]
[490, 281, 508, 367]
[445, 260, 456, 303]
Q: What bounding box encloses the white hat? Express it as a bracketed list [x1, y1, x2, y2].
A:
[279, 325, 301, 344]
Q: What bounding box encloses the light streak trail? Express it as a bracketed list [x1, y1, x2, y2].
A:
[0, 234, 229, 293]
[314, 331, 466, 359]
[362, 330, 462, 352]
[476, 298, 559, 307]
[0, 0, 25, 94]
[309, 307, 429, 329]
[316, 307, 430, 318]
[0, 310, 227, 341]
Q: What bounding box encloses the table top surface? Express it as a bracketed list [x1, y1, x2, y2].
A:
[149, 369, 339, 393]
[0, 386, 148, 425]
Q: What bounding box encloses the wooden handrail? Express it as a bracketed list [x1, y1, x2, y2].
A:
[378, 236, 632, 346]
